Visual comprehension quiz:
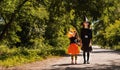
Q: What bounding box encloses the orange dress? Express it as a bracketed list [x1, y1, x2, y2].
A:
[67, 37, 80, 55]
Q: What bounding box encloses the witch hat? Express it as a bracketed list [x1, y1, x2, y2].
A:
[81, 16, 91, 25]
[83, 16, 89, 22]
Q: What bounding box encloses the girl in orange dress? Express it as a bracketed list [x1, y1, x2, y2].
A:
[67, 29, 80, 64]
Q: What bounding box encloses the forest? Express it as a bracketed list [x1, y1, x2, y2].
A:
[0, 0, 120, 67]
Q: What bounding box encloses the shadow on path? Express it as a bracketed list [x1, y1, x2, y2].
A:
[44, 59, 120, 70]
[52, 63, 83, 66]
[44, 64, 120, 70]
[92, 50, 120, 54]
[91, 47, 120, 55]
[43, 47, 120, 70]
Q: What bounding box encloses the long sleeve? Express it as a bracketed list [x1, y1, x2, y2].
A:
[80, 29, 84, 40]
[89, 29, 92, 39]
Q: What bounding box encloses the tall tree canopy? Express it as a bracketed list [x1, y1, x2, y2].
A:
[0, 0, 120, 49]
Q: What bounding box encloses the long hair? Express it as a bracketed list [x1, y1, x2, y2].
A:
[74, 31, 80, 42]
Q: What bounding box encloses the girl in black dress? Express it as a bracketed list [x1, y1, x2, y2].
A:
[80, 21, 92, 64]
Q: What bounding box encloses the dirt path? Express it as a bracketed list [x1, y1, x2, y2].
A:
[1, 46, 120, 70]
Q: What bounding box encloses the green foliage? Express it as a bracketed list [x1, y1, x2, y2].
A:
[0, 44, 67, 67]
[104, 19, 120, 47]
[113, 45, 120, 51]
[0, 0, 120, 67]
[93, 0, 120, 49]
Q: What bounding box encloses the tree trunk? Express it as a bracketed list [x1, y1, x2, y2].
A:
[0, 0, 28, 40]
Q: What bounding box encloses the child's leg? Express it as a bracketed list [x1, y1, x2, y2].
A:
[75, 55, 77, 64]
[71, 55, 74, 64]
[83, 51, 86, 64]
[87, 52, 90, 64]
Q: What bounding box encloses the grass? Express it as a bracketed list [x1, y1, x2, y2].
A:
[100, 45, 120, 51]
[112, 45, 120, 51]
[0, 45, 66, 67]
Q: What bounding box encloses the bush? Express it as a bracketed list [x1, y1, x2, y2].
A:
[112, 43, 120, 51]
[0, 45, 42, 67]
[0, 43, 67, 67]
[50, 48, 66, 56]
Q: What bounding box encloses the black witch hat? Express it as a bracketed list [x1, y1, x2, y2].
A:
[81, 16, 91, 25]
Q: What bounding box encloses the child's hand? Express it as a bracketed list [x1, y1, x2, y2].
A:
[80, 43, 82, 47]
[77, 42, 81, 46]
[89, 43, 92, 47]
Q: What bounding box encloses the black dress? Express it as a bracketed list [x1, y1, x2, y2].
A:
[69, 37, 77, 44]
[80, 28, 92, 52]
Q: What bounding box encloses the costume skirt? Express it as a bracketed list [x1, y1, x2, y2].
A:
[68, 43, 80, 55]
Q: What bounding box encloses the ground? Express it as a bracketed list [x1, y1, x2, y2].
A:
[1, 46, 120, 70]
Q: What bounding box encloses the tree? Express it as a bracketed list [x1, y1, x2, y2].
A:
[0, 0, 120, 49]
[105, 19, 120, 47]
[0, 0, 49, 48]
[0, 0, 28, 41]
[93, 0, 120, 47]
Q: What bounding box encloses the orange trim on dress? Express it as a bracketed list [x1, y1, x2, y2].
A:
[68, 43, 80, 55]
